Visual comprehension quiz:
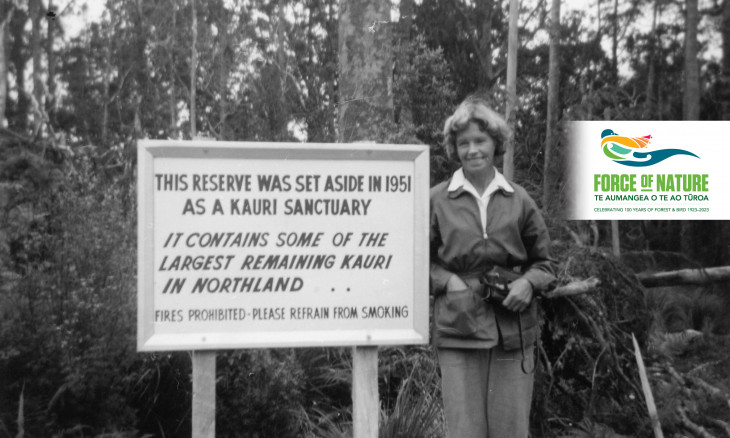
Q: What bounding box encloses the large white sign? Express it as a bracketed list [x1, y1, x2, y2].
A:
[137, 141, 429, 351]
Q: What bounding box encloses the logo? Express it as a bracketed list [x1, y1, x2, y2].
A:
[601, 128, 699, 167]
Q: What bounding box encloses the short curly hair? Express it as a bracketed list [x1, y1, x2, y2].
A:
[442, 97, 512, 162]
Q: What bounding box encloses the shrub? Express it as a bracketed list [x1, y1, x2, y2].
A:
[0, 148, 138, 435]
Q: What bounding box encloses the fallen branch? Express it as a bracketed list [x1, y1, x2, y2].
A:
[637, 266, 730, 287]
[689, 375, 726, 399]
[543, 277, 601, 299]
[660, 366, 693, 398]
[688, 360, 725, 377]
[677, 405, 715, 438]
[707, 418, 730, 438]
[666, 364, 687, 386]
[668, 364, 727, 400]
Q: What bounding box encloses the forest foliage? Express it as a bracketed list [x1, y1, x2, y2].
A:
[1, 0, 730, 436]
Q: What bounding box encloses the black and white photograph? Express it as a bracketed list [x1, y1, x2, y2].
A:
[1, 0, 729, 436]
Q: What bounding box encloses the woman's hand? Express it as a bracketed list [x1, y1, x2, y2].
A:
[446, 274, 469, 292]
[502, 278, 533, 313]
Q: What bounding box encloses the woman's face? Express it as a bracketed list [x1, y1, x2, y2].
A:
[456, 121, 496, 177]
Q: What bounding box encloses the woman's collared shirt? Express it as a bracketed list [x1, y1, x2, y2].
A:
[448, 167, 514, 239]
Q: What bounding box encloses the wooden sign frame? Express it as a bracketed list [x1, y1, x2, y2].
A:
[137, 140, 430, 352]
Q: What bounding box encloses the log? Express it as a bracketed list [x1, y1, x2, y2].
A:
[677, 406, 714, 438]
[539, 266, 730, 298]
[538, 265, 730, 299]
[637, 266, 730, 287]
[543, 277, 601, 299]
[707, 418, 730, 438]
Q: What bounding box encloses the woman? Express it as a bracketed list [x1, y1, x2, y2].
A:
[430, 96, 555, 438]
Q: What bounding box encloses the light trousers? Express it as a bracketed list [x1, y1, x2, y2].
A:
[438, 346, 535, 438]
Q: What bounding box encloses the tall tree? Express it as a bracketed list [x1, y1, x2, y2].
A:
[721, 0, 730, 119]
[100, 6, 115, 145]
[131, 0, 149, 140]
[46, 0, 56, 125]
[337, 0, 393, 142]
[644, 0, 660, 119]
[683, 0, 700, 120]
[394, 0, 414, 129]
[679, 0, 701, 266]
[611, 0, 619, 84]
[543, 0, 560, 208]
[9, 7, 28, 131]
[30, 0, 43, 133]
[399, 0, 413, 40]
[276, 0, 288, 140]
[190, 0, 197, 138]
[0, 1, 13, 129]
[338, 0, 394, 435]
[477, 0, 494, 89]
[169, 0, 178, 138]
[503, 0, 518, 180]
[216, 0, 231, 140]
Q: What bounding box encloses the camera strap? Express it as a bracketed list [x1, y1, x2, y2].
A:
[518, 312, 535, 375]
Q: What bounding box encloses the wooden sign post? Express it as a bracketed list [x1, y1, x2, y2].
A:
[353, 346, 379, 437]
[137, 141, 429, 436]
[192, 351, 216, 437]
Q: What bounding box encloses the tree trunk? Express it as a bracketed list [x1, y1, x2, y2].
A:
[721, 221, 730, 265]
[395, 0, 414, 128]
[637, 266, 730, 287]
[169, 0, 178, 138]
[477, 0, 494, 89]
[323, 0, 337, 141]
[611, 0, 619, 84]
[101, 37, 110, 145]
[337, 0, 393, 143]
[218, 5, 229, 140]
[543, 0, 560, 209]
[503, 0, 518, 180]
[46, 0, 55, 126]
[101, 6, 114, 145]
[133, 94, 142, 139]
[9, 8, 28, 131]
[399, 0, 413, 40]
[132, 0, 149, 139]
[644, 0, 659, 119]
[277, 0, 288, 140]
[611, 220, 620, 256]
[683, 0, 700, 120]
[720, 0, 730, 120]
[30, 0, 43, 133]
[605, 109, 620, 256]
[680, 220, 694, 262]
[190, 0, 197, 138]
[339, 2, 393, 432]
[0, 4, 12, 129]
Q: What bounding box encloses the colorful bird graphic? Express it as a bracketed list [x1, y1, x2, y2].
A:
[600, 129, 698, 167]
